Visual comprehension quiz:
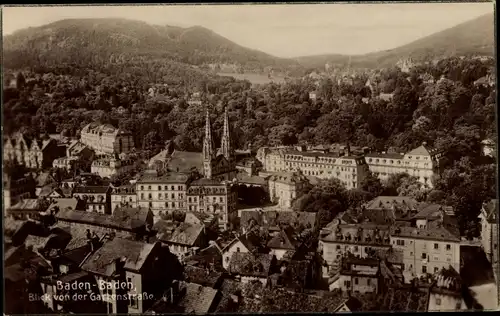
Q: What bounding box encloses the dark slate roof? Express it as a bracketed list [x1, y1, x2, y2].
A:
[365, 196, 420, 212]
[158, 223, 204, 246]
[46, 198, 84, 214]
[73, 186, 110, 194]
[268, 172, 309, 185]
[228, 252, 273, 278]
[184, 243, 223, 271]
[145, 282, 218, 314]
[365, 152, 404, 159]
[412, 204, 454, 219]
[137, 172, 189, 184]
[56, 208, 149, 232]
[191, 178, 225, 186]
[112, 206, 152, 230]
[81, 238, 156, 276]
[267, 230, 297, 250]
[236, 173, 267, 186]
[321, 223, 392, 245]
[391, 219, 460, 242]
[240, 210, 316, 231]
[183, 265, 223, 288]
[167, 150, 203, 174]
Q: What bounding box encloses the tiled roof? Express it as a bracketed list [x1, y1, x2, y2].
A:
[183, 265, 223, 288]
[236, 173, 267, 186]
[406, 144, 440, 156]
[35, 172, 55, 187]
[167, 150, 203, 174]
[240, 210, 316, 231]
[413, 204, 454, 219]
[73, 186, 110, 194]
[56, 208, 149, 231]
[321, 223, 392, 245]
[158, 223, 204, 246]
[365, 152, 405, 159]
[365, 196, 420, 211]
[81, 238, 156, 276]
[228, 252, 273, 278]
[390, 220, 460, 242]
[47, 198, 83, 213]
[137, 172, 189, 184]
[184, 243, 223, 271]
[268, 171, 309, 185]
[267, 230, 297, 250]
[113, 206, 152, 230]
[146, 282, 218, 314]
[191, 178, 225, 186]
[9, 198, 43, 210]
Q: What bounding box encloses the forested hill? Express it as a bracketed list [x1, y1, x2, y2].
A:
[3, 18, 300, 73]
[295, 13, 495, 69]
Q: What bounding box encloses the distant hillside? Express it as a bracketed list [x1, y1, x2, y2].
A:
[295, 13, 494, 69]
[3, 18, 299, 72]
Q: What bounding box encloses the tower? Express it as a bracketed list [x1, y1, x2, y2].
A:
[220, 106, 234, 163]
[202, 108, 215, 179]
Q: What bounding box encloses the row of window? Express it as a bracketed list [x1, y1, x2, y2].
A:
[145, 201, 184, 208]
[140, 193, 184, 200]
[140, 185, 184, 191]
[395, 239, 452, 251]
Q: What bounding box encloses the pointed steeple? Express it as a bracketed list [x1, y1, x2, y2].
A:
[221, 106, 233, 162]
[202, 107, 215, 179]
[203, 108, 215, 161]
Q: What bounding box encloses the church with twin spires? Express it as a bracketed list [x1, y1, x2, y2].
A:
[202, 106, 237, 181]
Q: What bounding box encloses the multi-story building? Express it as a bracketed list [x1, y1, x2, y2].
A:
[334, 255, 380, 294]
[319, 221, 392, 278]
[257, 146, 369, 190]
[267, 171, 310, 208]
[3, 174, 36, 209]
[479, 199, 498, 264]
[80, 123, 134, 155]
[81, 238, 170, 314]
[111, 184, 138, 212]
[4, 133, 62, 169]
[73, 185, 112, 214]
[365, 142, 443, 188]
[136, 171, 189, 216]
[258, 142, 443, 189]
[390, 206, 461, 281]
[188, 178, 237, 230]
[91, 156, 135, 178]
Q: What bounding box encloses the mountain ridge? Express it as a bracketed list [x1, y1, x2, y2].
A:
[294, 13, 494, 69]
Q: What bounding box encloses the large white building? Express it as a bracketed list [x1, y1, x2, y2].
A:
[80, 123, 134, 155]
[257, 142, 443, 189]
[365, 142, 443, 188]
[257, 146, 369, 190]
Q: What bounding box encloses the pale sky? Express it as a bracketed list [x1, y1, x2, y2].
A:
[2, 3, 495, 57]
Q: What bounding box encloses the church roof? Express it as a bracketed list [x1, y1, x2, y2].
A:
[168, 150, 204, 174]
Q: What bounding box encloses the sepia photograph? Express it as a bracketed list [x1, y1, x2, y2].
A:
[2, 2, 498, 314]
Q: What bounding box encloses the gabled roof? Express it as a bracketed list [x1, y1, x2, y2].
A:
[73, 185, 110, 194]
[81, 238, 157, 276]
[413, 204, 454, 219]
[267, 230, 297, 250]
[158, 223, 204, 246]
[228, 252, 274, 278]
[35, 172, 56, 187]
[183, 265, 223, 288]
[167, 150, 203, 174]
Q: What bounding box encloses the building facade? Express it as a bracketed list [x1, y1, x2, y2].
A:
[4, 134, 62, 169]
[479, 199, 498, 264]
[365, 142, 443, 188]
[91, 156, 135, 179]
[268, 171, 310, 208]
[80, 123, 134, 155]
[73, 185, 112, 214]
[111, 184, 138, 212]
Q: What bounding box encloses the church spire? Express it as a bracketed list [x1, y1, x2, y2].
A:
[221, 106, 233, 162]
[202, 107, 215, 178]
